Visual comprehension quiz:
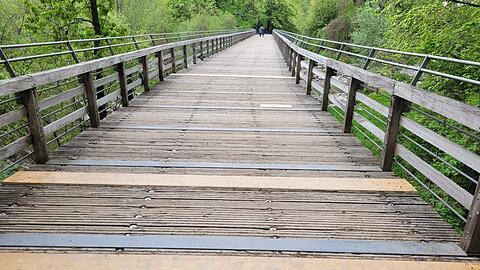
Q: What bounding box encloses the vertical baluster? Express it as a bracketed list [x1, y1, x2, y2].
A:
[170, 47, 176, 73]
[83, 72, 100, 128]
[295, 53, 303, 84]
[156, 50, 164, 81]
[117, 62, 129, 107]
[183, 45, 188, 69]
[381, 95, 407, 170]
[140, 55, 150, 91]
[321, 67, 334, 111]
[343, 78, 360, 133]
[306, 59, 316, 95]
[22, 88, 49, 163]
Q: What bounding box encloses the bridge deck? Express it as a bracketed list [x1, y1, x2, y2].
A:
[0, 36, 471, 267]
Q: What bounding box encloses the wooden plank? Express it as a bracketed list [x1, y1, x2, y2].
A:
[38, 86, 85, 111]
[396, 144, 473, 208]
[5, 171, 415, 192]
[0, 136, 31, 160]
[1, 253, 478, 270]
[400, 116, 480, 172]
[126, 78, 142, 91]
[96, 90, 120, 107]
[0, 107, 26, 129]
[43, 107, 87, 135]
[125, 64, 142, 76]
[93, 73, 119, 88]
[393, 82, 480, 131]
[0, 30, 255, 96]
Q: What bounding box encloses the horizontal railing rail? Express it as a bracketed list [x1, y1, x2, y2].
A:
[0, 29, 247, 79]
[0, 29, 255, 179]
[273, 30, 480, 254]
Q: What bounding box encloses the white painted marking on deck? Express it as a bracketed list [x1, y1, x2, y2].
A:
[260, 104, 293, 108]
[171, 73, 294, 79]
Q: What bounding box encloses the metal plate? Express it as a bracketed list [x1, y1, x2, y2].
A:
[0, 233, 465, 256]
[129, 105, 324, 111]
[100, 125, 337, 134]
[47, 160, 381, 172]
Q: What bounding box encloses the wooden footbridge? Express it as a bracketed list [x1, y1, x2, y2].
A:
[0, 30, 480, 269]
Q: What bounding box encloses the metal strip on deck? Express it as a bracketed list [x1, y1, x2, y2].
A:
[0, 233, 465, 256]
[47, 160, 381, 171]
[170, 73, 295, 79]
[129, 105, 324, 111]
[101, 125, 338, 134]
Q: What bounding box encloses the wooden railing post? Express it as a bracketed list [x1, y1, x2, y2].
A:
[206, 40, 210, 57]
[117, 62, 129, 107]
[140, 55, 150, 91]
[83, 72, 100, 128]
[306, 59, 315, 95]
[182, 45, 188, 69]
[291, 51, 297, 77]
[170, 47, 176, 73]
[321, 67, 334, 111]
[343, 78, 360, 133]
[192, 43, 197, 64]
[295, 53, 303, 84]
[288, 48, 293, 71]
[200, 41, 204, 59]
[156, 50, 164, 81]
[461, 182, 480, 255]
[381, 95, 407, 170]
[22, 88, 49, 163]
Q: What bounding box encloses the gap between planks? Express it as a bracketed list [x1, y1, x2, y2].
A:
[5, 171, 415, 192]
[0, 253, 479, 270]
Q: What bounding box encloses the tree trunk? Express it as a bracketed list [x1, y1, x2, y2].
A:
[88, 0, 107, 119]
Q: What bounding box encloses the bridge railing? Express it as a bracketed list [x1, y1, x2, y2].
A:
[0, 30, 255, 178]
[0, 30, 244, 79]
[273, 30, 480, 254]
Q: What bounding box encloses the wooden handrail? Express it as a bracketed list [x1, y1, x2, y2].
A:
[273, 30, 480, 254]
[0, 29, 254, 168]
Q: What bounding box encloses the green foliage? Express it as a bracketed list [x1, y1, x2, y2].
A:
[351, 5, 387, 47]
[121, 0, 174, 33]
[303, 0, 338, 36]
[178, 11, 237, 31]
[384, 0, 480, 105]
[23, 0, 128, 40]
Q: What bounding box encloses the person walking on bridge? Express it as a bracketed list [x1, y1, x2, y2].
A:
[259, 26, 265, 37]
